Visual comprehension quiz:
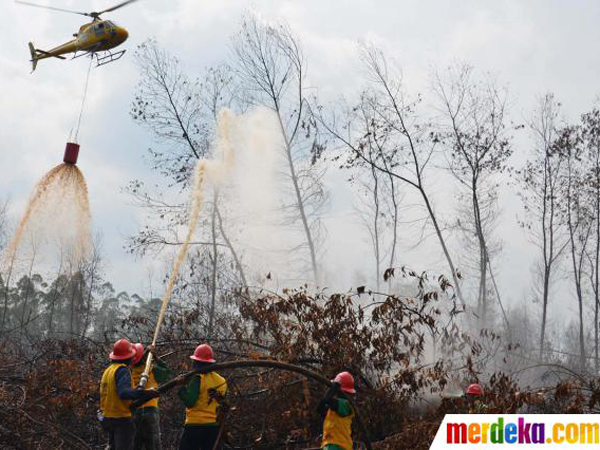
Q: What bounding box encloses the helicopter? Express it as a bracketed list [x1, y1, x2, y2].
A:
[16, 0, 139, 72]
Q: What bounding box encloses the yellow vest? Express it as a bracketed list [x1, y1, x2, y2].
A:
[100, 363, 132, 419]
[322, 404, 354, 450]
[185, 372, 227, 425]
[131, 365, 159, 409]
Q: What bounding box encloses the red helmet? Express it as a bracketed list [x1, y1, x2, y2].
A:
[190, 344, 216, 363]
[110, 339, 136, 361]
[333, 372, 356, 394]
[466, 383, 484, 396]
[132, 343, 144, 365]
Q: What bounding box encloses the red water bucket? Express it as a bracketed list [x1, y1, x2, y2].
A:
[63, 142, 80, 165]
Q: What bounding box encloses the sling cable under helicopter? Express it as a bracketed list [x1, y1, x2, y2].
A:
[16, 0, 140, 72]
[63, 55, 94, 165]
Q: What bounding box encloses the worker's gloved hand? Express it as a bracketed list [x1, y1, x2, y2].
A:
[208, 388, 219, 401]
[147, 344, 156, 355]
[209, 388, 225, 402]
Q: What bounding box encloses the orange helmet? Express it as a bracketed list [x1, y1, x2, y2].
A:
[132, 343, 144, 365]
[333, 372, 356, 394]
[109, 339, 136, 361]
[466, 383, 484, 396]
[190, 344, 216, 363]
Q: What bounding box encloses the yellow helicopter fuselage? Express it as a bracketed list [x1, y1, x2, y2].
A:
[29, 19, 129, 70]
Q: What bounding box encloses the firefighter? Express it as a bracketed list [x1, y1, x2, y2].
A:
[130, 343, 172, 450]
[177, 344, 227, 450]
[318, 372, 356, 450]
[465, 383, 487, 413]
[99, 339, 159, 450]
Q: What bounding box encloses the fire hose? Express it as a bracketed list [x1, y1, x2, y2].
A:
[132, 359, 372, 450]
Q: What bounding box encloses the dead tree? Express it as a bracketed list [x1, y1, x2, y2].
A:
[556, 126, 591, 373]
[329, 94, 402, 291]
[434, 65, 512, 324]
[581, 107, 600, 371]
[518, 94, 567, 359]
[319, 45, 466, 306]
[232, 14, 326, 284]
[130, 40, 247, 331]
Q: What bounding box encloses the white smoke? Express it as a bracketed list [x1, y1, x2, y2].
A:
[206, 107, 296, 287]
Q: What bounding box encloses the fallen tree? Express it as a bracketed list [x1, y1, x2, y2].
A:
[135, 358, 373, 450]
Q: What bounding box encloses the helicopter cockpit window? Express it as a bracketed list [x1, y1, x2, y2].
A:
[105, 21, 115, 28]
[94, 22, 106, 36]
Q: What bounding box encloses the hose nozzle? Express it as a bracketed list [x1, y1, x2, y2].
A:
[138, 352, 154, 388]
[138, 373, 149, 388]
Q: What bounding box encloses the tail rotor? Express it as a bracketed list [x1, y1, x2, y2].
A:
[28, 42, 38, 72]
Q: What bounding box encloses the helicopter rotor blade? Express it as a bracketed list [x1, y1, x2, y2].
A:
[96, 0, 139, 15]
[15, 0, 92, 17]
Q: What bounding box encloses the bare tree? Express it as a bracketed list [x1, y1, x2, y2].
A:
[319, 45, 466, 305]
[434, 64, 512, 325]
[332, 94, 402, 290]
[17, 240, 38, 351]
[131, 39, 210, 183]
[232, 14, 326, 284]
[452, 187, 503, 319]
[518, 94, 568, 359]
[556, 125, 592, 372]
[581, 107, 600, 371]
[80, 235, 104, 337]
[353, 163, 385, 291]
[130, 40, 248, 331]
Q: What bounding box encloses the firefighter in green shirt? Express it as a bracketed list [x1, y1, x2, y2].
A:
[465, 383, 487, 413]
[318, 372, 356, 450]
[177, 344, 227, 450]
[130, 343, 172, 450]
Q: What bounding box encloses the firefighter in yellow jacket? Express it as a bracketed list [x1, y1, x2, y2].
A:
[318, 372, 356, 450]
[130, 343, 172, 450]
[177, 344, 227, 450]
[99, 339, 159, 450]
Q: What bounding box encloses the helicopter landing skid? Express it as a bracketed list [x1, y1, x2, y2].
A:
[94, 50, 126, 67]
[71, 48, 126, 67]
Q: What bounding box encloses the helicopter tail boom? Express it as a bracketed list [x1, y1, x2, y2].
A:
[28, 42, 67, 72]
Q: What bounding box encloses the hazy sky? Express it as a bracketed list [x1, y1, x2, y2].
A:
[1, 0, 599, 324]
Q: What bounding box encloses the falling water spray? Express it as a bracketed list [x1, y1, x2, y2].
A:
[3, 157, 92, 268]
